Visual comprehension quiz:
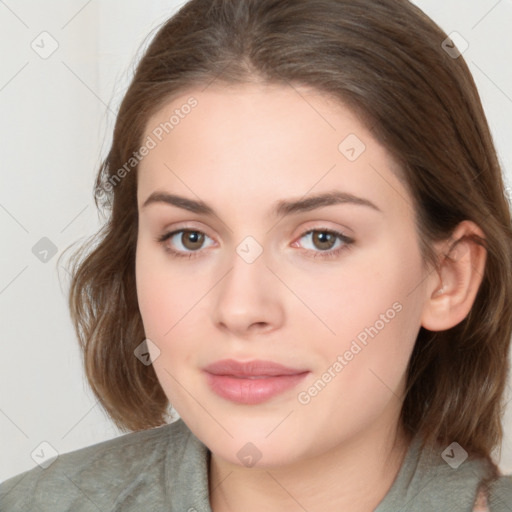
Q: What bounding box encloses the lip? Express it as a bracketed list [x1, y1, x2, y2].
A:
[203, 359, 310, 404]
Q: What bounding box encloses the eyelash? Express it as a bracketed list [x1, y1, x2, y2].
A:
[156, 227, 354, 261]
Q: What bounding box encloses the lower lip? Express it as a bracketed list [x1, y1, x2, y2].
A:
[204, 372, 309, 404]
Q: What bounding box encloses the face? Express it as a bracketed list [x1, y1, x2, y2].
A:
[135, 83, 430, 468]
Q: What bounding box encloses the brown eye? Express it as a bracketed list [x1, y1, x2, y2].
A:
[180, 230, 205, 250]
[157, 229, 214, 258]
[295, 228, 354, 260]
[311, 231, 337, 251]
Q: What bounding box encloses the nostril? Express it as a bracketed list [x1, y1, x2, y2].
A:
[251, 321, 270, 331]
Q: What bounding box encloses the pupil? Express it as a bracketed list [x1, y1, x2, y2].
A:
[184, 231, 204, 249]
[314, 231, 334, 250]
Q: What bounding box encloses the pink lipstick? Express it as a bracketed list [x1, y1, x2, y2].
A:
[203, 359, 309, 404]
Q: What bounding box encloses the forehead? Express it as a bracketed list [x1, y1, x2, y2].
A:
[137, 83, 412, 221]
[142, 83, 358, 158]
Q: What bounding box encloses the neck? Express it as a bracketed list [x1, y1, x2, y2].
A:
[209, 421, 412, 512]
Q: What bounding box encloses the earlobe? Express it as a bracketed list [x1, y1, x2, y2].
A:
[420, 221, 487, 332]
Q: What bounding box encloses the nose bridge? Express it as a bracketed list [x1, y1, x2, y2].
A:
[211, 237, 284, 334]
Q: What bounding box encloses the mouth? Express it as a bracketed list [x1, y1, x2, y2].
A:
[203, 359, 310, 404]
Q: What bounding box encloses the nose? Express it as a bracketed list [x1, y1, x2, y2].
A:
[211, 247, 285, 338]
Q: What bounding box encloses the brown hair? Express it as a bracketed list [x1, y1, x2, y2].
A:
[60, 0, 512, 479]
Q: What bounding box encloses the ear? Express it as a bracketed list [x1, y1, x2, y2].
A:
[420, 220, 487, 331]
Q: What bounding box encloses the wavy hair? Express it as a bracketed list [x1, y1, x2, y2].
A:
[60, 0, 512, 481]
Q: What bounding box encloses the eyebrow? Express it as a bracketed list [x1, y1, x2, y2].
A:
[141, 190, 382, 217]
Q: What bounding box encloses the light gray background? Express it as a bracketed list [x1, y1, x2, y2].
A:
[1, 0, 511, 482]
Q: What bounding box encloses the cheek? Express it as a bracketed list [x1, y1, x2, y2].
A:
[303, 237, 424, 382]
[291, 248, 407, 344]
[135, 241, 199, 337]
[135, 241, 216, 382]
[135, 260, 172, 338]
[135, 246, 200, 411]
[135, 242, 211, 383]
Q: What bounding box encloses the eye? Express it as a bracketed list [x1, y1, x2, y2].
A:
[157, 229, 215, 259]
[157, 227, 354, 261]
[293, 228, 354, 259]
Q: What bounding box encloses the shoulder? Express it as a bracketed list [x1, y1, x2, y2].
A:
[487, 474, 512, 511]
[379, 434, 512, 511]
[0, 419, 199, 512]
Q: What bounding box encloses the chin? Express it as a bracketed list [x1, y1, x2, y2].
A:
[194, 417, 319, 469]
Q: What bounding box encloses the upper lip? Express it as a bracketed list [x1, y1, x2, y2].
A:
[203, 359, 308, 377]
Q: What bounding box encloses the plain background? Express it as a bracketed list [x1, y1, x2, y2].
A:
[1, 0, 511, 482]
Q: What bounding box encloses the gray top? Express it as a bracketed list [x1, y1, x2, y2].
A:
[1, 418, 511, 511]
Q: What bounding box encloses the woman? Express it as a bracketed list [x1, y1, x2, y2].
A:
[1, 0, 511, 510]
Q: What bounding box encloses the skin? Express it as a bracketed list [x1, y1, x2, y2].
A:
[135, 83, 486, 512]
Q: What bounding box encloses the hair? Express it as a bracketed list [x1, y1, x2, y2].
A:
[60, 0, 512, 482]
